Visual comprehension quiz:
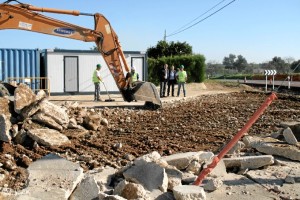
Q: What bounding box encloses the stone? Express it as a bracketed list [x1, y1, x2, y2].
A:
[20, 153, 84, 200]
[0, 97, 11, 117]
[223, 155, 274, 169]
[39, 100, 69, 125]
[243, 136, 300, 161]
[69, 176, 99, 200]
[89, 166, 117, 192]
[280, 121, 300, 140]
[123, 162, 168, 192]
[83, 114, 101, 131]
[14, 129, 28, 144]
[0, 114, 12, 142]
[101, 118, 109, 126]
[283, 127, 298, 145]
[206, 159, 227, 178]
[163, 152, 202, 170]
[98, 192, 126, 200]
[27, 129, 71, 147]
[227, 141, 245, 154]
[134, 151, 161, 166]
[114, 181, 146, 199]
[186, 160, 201, 174]
[203, 178, 223, 191]
[172, 185, 206, 200]
[14, 83, 36, 114]
[32, 112, 63, 131]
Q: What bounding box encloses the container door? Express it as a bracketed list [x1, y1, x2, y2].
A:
[64, 56, 78, 93]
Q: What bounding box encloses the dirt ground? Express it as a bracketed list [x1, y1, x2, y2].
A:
[0, 81, 300, 191]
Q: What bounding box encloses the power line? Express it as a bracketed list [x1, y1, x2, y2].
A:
[168, 0, 227, 36]
[166, 0, 236, 38]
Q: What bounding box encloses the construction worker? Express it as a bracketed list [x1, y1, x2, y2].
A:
[130, 66, 139, 85]
[176, 65, 187, 97]
[92, 64, 102, 101]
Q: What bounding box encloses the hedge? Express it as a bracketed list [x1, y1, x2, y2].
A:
[147, 54, 206, 85]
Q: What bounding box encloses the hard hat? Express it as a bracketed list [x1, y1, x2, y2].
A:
[131, 66, 135, 70]
[96, 64, 101, 68]
[180, 65, 184, 69]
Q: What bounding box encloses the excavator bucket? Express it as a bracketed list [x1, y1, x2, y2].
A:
[122, 81, 162, 109]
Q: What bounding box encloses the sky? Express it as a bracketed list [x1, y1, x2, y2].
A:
[0, 0, 299, 64]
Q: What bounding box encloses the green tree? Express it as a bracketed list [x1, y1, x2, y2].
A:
[290, 60, 300, 73]
[147, 40, 192, 59]
[223, 54, 236, 70]
[268, 57, 288, 73]
[233, 55, 248, 72]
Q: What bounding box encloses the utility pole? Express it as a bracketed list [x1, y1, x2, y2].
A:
[163, 30, 166, 41]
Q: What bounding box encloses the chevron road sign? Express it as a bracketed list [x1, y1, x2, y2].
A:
[264, 70, 277, 76]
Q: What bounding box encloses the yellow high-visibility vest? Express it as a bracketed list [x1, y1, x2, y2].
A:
[177, 71, 187, 83]
[93, 70, 100, 83]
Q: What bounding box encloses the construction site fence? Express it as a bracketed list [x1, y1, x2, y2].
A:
[6, 77, 50, 96]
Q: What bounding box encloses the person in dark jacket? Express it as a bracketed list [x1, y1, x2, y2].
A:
[159, 64, 168, 97]
[167, 65, 176, 96]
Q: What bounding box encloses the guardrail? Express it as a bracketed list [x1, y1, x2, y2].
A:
[6, 77, 50, 96]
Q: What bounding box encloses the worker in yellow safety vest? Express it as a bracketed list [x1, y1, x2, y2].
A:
[176, 65, 187, 97]
[92, 64, 102, 101]
[125, 66, 139, 89]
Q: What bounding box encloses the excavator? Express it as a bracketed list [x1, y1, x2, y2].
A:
[0, 0, 161, 108]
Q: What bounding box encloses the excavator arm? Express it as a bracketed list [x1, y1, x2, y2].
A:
[0, 1, 161, 107]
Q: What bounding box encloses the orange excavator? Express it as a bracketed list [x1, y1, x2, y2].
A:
[0, 0, 161, 108]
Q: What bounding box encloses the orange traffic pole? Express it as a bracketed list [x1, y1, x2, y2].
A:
[193, 92, 277, 186]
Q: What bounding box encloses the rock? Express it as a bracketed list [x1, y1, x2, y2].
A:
[89, 166, 116, 192]
[0, 114, 12, 142]
[283, 127, 298, 145]
[186, 161, 201, 174]
[98, 192, 126, 200]
[14, 129, 28, 144]
[172, 185, 206, 200]
[227, 141, 245, 154]
[203, 178, 223, 191]
[27, 129, 71, 147]
[0, 97, 11, 117]
[123, 162, 168, 192]
[280, 121, 300, 140]
[243, 136, 300, 161]
[163, 152, 202, 170]
[114, 180, 146, 199]
[14, 83, 36, 114]
[19, 153, 84, 200]
[39, 100, 69, 125]
[101, 118, 109, 126]
[223, 155, 274, 170]
[69, 176, 99, 200]
[83, 114, 101, 131]
[32, 112, 63, 131]
[285, 176, 295, 184]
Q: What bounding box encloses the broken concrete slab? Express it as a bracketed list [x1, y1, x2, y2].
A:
[19, 153, 84, 200]
[243, 136, 300, 161]
[206, 159, 227, 178]
[123, 162, 168, 192]
[223, 155, 274, 170]
[203, 178, 223, 192]
[0, 97, 11, 117]
[69, 175, 99, 200]
[134, 151, 168, 168]
[246, 156, 300, 199]
[280, 121, 300, 140]
[0, 114, 12, 142]
[163, 152, 202, 170]
[227, 141, 245, 155]
[89, 166, 117, 192]
[27, 129, 71, 147]
[172, 185, 206, 200]
[206, 173, 278, 200]
[14, 83, 36, 114]
[39, 100, 69, 125]
[32, 112, 63, 131]
[283, 127, 298, 145]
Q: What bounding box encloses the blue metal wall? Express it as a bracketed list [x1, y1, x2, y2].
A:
[0, 49, 40, 90]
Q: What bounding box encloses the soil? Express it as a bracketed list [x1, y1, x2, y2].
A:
[0, 82, 299, 191]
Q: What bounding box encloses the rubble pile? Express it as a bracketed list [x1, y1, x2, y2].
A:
[0, 84, 299, 199]
[0, 83, 108, 146]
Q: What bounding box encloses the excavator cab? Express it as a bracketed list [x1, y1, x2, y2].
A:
[0, 1, 162, 108]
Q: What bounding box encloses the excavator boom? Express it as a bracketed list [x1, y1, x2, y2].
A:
[0, 1, 161, 107]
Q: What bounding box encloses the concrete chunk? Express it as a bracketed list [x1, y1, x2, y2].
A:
[69, 176, 99, 200]
[123, 162, 168, 192]
[172, 185, 206, 200]
[0, 97, 11, 117]
[243, 136, 300, 161]
[163, 152, 202, 170]
[283, 127, 298, 145]
[223, 155, 274, 170]
[0, 114, 12, 142]
[21, 153, 84, 200]
[89, 166, 117, 192]
[32, 112, 63, 131]
[14, 83, 36, 114]
[27, 129, 71, 147]
[114, 180, 146, 199]
[39, 100, 69, 125]
[280, 121, 300, 140]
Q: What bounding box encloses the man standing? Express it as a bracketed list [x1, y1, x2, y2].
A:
[159, 64, 168, 98]
[176, 65, 187, 97]
[167, 65, 176, 96]
[92, 64, 102, 101]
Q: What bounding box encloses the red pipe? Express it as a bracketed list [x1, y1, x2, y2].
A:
[193, 92, 277, 186]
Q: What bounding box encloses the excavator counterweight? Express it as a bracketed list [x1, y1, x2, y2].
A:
[0, 1, 161, 108]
